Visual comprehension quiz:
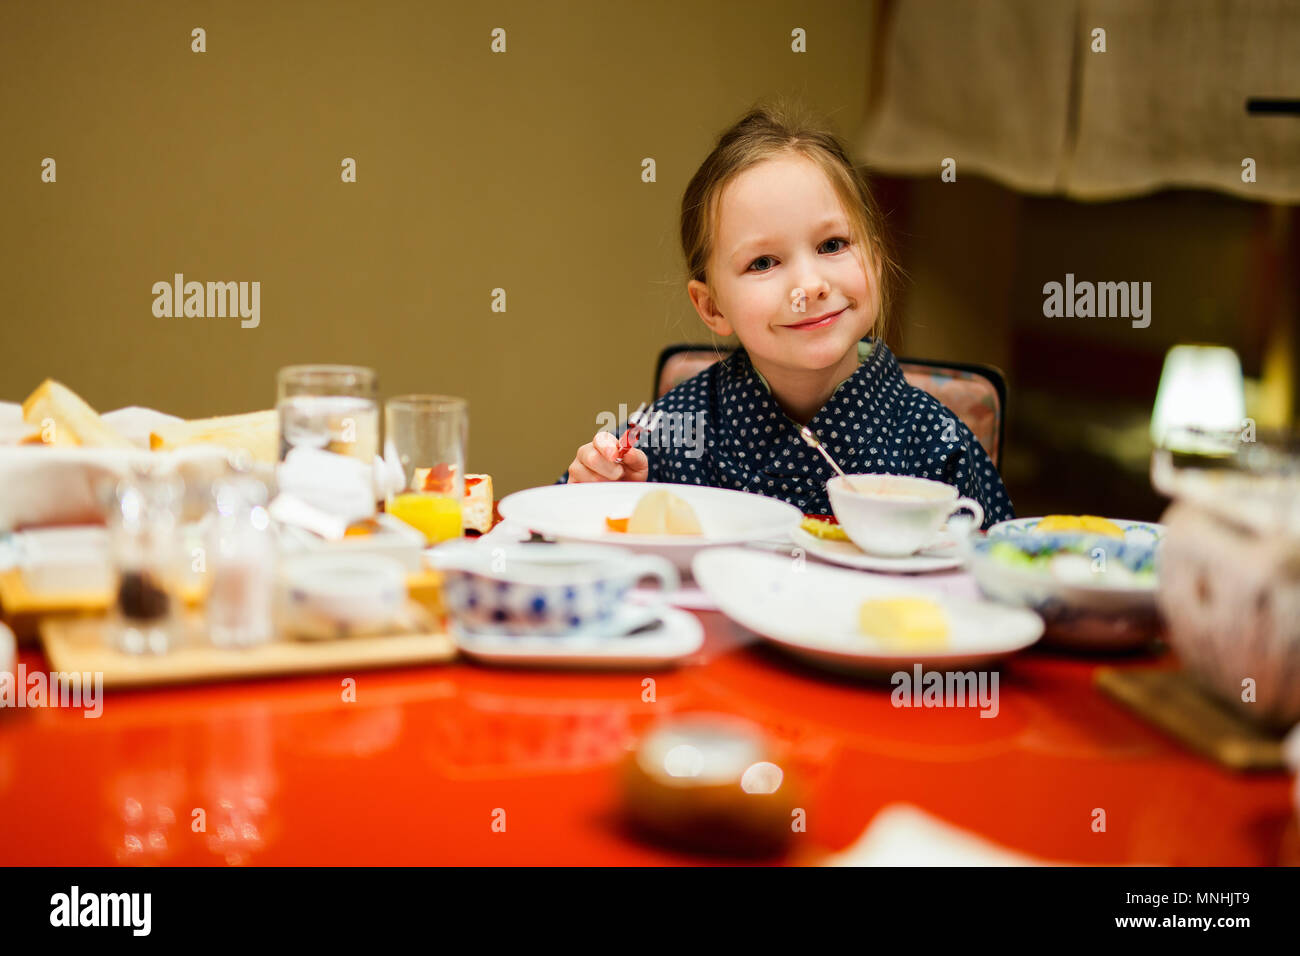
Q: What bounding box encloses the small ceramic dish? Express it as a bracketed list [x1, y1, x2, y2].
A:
[280, 553, 408, 639]
[966, 533, 1161, 652]
[987, 516, 1165, 547]
[428, 539, 679, 637]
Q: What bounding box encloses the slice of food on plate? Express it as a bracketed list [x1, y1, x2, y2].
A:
[858, 596, 949, 649]
[410, 468, 495, 534]
[149, 409, 278, 463]
[607, 489, 702, 535]
[21, 379, 133, 448]
[800, 514, 849, 542]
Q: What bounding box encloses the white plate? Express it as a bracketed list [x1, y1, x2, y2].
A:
[792, 526, 964, 573]
[497, 482, 803, 572]
[692, 548, 1043, 677]
[452, 604, 703, 669]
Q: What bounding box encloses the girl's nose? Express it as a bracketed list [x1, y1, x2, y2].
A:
[792, 270, 830, 310]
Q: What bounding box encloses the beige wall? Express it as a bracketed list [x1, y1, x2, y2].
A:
[3, 0, 1282, 502]
[0, 0, 875, 495]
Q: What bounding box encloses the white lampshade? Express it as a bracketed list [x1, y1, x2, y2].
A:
[1150, 345, 1246, 449]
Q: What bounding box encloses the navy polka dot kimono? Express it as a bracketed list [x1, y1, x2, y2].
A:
[559, 340, 1015, 529]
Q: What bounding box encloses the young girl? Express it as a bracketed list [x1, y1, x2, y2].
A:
[563, 101, 1014, 528]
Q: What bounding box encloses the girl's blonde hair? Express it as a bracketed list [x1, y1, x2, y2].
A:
[680, 98, 900, 347]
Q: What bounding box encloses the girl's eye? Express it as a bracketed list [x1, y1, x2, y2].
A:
[747, 238, 849, 272]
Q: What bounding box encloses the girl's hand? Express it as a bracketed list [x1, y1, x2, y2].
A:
[567, 430, 649, 483]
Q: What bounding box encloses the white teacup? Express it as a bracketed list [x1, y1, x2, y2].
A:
[827, 474, 985, 557]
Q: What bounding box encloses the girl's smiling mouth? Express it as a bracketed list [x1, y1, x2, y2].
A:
[784, 307, 845, 330]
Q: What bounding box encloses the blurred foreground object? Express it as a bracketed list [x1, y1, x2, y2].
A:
[1154, 429, 1300, 727]
[621, 713, 799, 857]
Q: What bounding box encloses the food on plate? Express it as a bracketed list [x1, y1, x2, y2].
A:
[462, 475, 494, 534]
[21, 379, 133, 448]
[343, 518, 383, 537]
[16, 378, 277, 463]
[607, 489, 703, 535]
[411, 468, 495, 534]
[857, 597, 949, 647]
[799, 514, 849, 542]
[1034, 514, 1125, 537]
[988, 539, 1156, 586]
[149, 410, 278, 463]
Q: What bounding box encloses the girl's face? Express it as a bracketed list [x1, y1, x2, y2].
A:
[688, 153, 878, 375]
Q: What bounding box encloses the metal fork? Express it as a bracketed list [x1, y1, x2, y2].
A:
[615, 401, 663, 463]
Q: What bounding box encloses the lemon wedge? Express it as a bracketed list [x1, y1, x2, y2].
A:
[800, 516, 850, 541]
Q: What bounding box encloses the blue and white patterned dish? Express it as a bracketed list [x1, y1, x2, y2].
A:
[429, 540, 678, 637]
[966, 533, 1162, 652]
[987, 517, 1165, 546]
[452, 604, 704, 668]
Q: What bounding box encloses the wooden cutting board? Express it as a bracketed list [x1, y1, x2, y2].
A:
[1095, 667, 1288, 771]
[40, 610, 456, 689]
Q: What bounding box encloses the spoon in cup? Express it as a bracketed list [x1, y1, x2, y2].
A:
[798, 426, 867, 493]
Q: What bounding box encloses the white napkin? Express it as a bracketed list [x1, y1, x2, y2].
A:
[821, 803, 1046, 866]
[0, 443, 231, 533]
[270, 447, 376, 539]
[100, 406, 185, 448]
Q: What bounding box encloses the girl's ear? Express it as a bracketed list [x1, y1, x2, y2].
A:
[687, 279, 734, 337]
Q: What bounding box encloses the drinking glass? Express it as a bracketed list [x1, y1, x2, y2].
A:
[384, 395, 469, 545]
[107, 465, 185, 655]
[276, 365, 379, 466]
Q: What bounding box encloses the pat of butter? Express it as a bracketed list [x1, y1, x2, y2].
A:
[858, 597, 949, 647]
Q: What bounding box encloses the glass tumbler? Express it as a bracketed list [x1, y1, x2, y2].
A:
[276, 365, 379, 466]
[384, 395, 469, 545]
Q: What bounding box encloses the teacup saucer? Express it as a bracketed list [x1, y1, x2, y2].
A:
[792, 527, 965, 573]
[451, 604, 704, 669]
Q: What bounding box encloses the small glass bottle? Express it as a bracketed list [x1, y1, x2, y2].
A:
[206, 474, 276, 648]
[108, 466, 184, 655]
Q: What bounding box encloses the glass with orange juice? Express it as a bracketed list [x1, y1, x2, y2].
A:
[383, 395, 468, 545]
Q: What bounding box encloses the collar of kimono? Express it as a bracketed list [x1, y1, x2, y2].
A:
[718, 338, 904, 483]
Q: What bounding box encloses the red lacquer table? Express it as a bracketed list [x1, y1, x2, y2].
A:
[0, 611, 1293, 865]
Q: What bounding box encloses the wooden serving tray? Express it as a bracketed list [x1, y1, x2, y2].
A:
[40, 610, 456, 689]
[2, 566, 445, 642]
[34, 570, 451, 688]
[0, 568, 207, 643]
[1095, 666, 1287, 771]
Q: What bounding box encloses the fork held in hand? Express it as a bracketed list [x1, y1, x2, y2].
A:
[616, 401, 662, 463]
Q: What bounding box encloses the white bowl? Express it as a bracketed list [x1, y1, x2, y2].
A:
[280, 553, 407, 639]
[496, 482, 802, 572]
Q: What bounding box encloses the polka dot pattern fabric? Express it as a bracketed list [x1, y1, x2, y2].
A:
[558, 340, 1014, 529]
